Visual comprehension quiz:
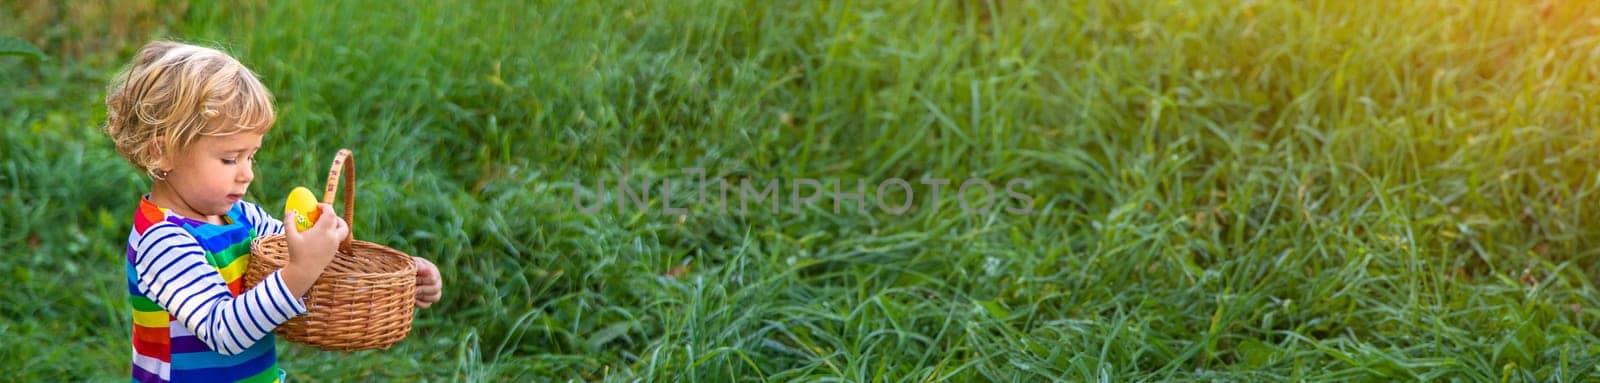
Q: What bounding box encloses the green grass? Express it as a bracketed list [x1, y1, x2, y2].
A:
[7, 0, 1600, 381]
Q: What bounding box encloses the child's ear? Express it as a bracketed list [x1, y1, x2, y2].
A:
[145, 139, 170, 172]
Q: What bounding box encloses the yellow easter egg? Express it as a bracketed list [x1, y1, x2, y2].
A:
[285, 186, 321, 232]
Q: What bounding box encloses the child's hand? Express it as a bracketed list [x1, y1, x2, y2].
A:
[281, 204, 349, 296]
[413, 256, 442, 308]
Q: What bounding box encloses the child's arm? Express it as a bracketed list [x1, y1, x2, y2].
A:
[130, 223, 307, 355]
[243, 202, 285, 236]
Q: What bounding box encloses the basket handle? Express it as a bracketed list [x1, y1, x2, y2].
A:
[321, 148, 355, 253]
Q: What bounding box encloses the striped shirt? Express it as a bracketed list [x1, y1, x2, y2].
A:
[128, 195, 304, 383]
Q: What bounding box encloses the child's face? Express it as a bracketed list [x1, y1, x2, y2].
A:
[164, 132, 265, 217]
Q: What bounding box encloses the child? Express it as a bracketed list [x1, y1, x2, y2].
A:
[104, 41, 445, 382]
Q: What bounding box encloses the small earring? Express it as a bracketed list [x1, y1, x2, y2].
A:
[150, 168, 170, 180]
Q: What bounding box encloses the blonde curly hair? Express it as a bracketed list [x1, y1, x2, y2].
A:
[104, 41, 275, 179]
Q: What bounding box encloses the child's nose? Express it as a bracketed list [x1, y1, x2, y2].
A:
[238, 164, 254, 183]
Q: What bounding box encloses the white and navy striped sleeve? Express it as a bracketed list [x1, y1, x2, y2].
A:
[241, 201, 285, 236]
[130, 223, 307, 355]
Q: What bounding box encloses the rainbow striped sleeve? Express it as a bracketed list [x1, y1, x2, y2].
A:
[130, 223, 307, 356]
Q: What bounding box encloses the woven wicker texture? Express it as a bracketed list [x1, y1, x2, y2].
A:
[242, 149, 416, 351]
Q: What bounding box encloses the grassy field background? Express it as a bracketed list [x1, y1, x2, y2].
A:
[8, 0, 1600, 381]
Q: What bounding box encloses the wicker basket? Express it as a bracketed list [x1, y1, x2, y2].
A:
[241, 149, 416, 351]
